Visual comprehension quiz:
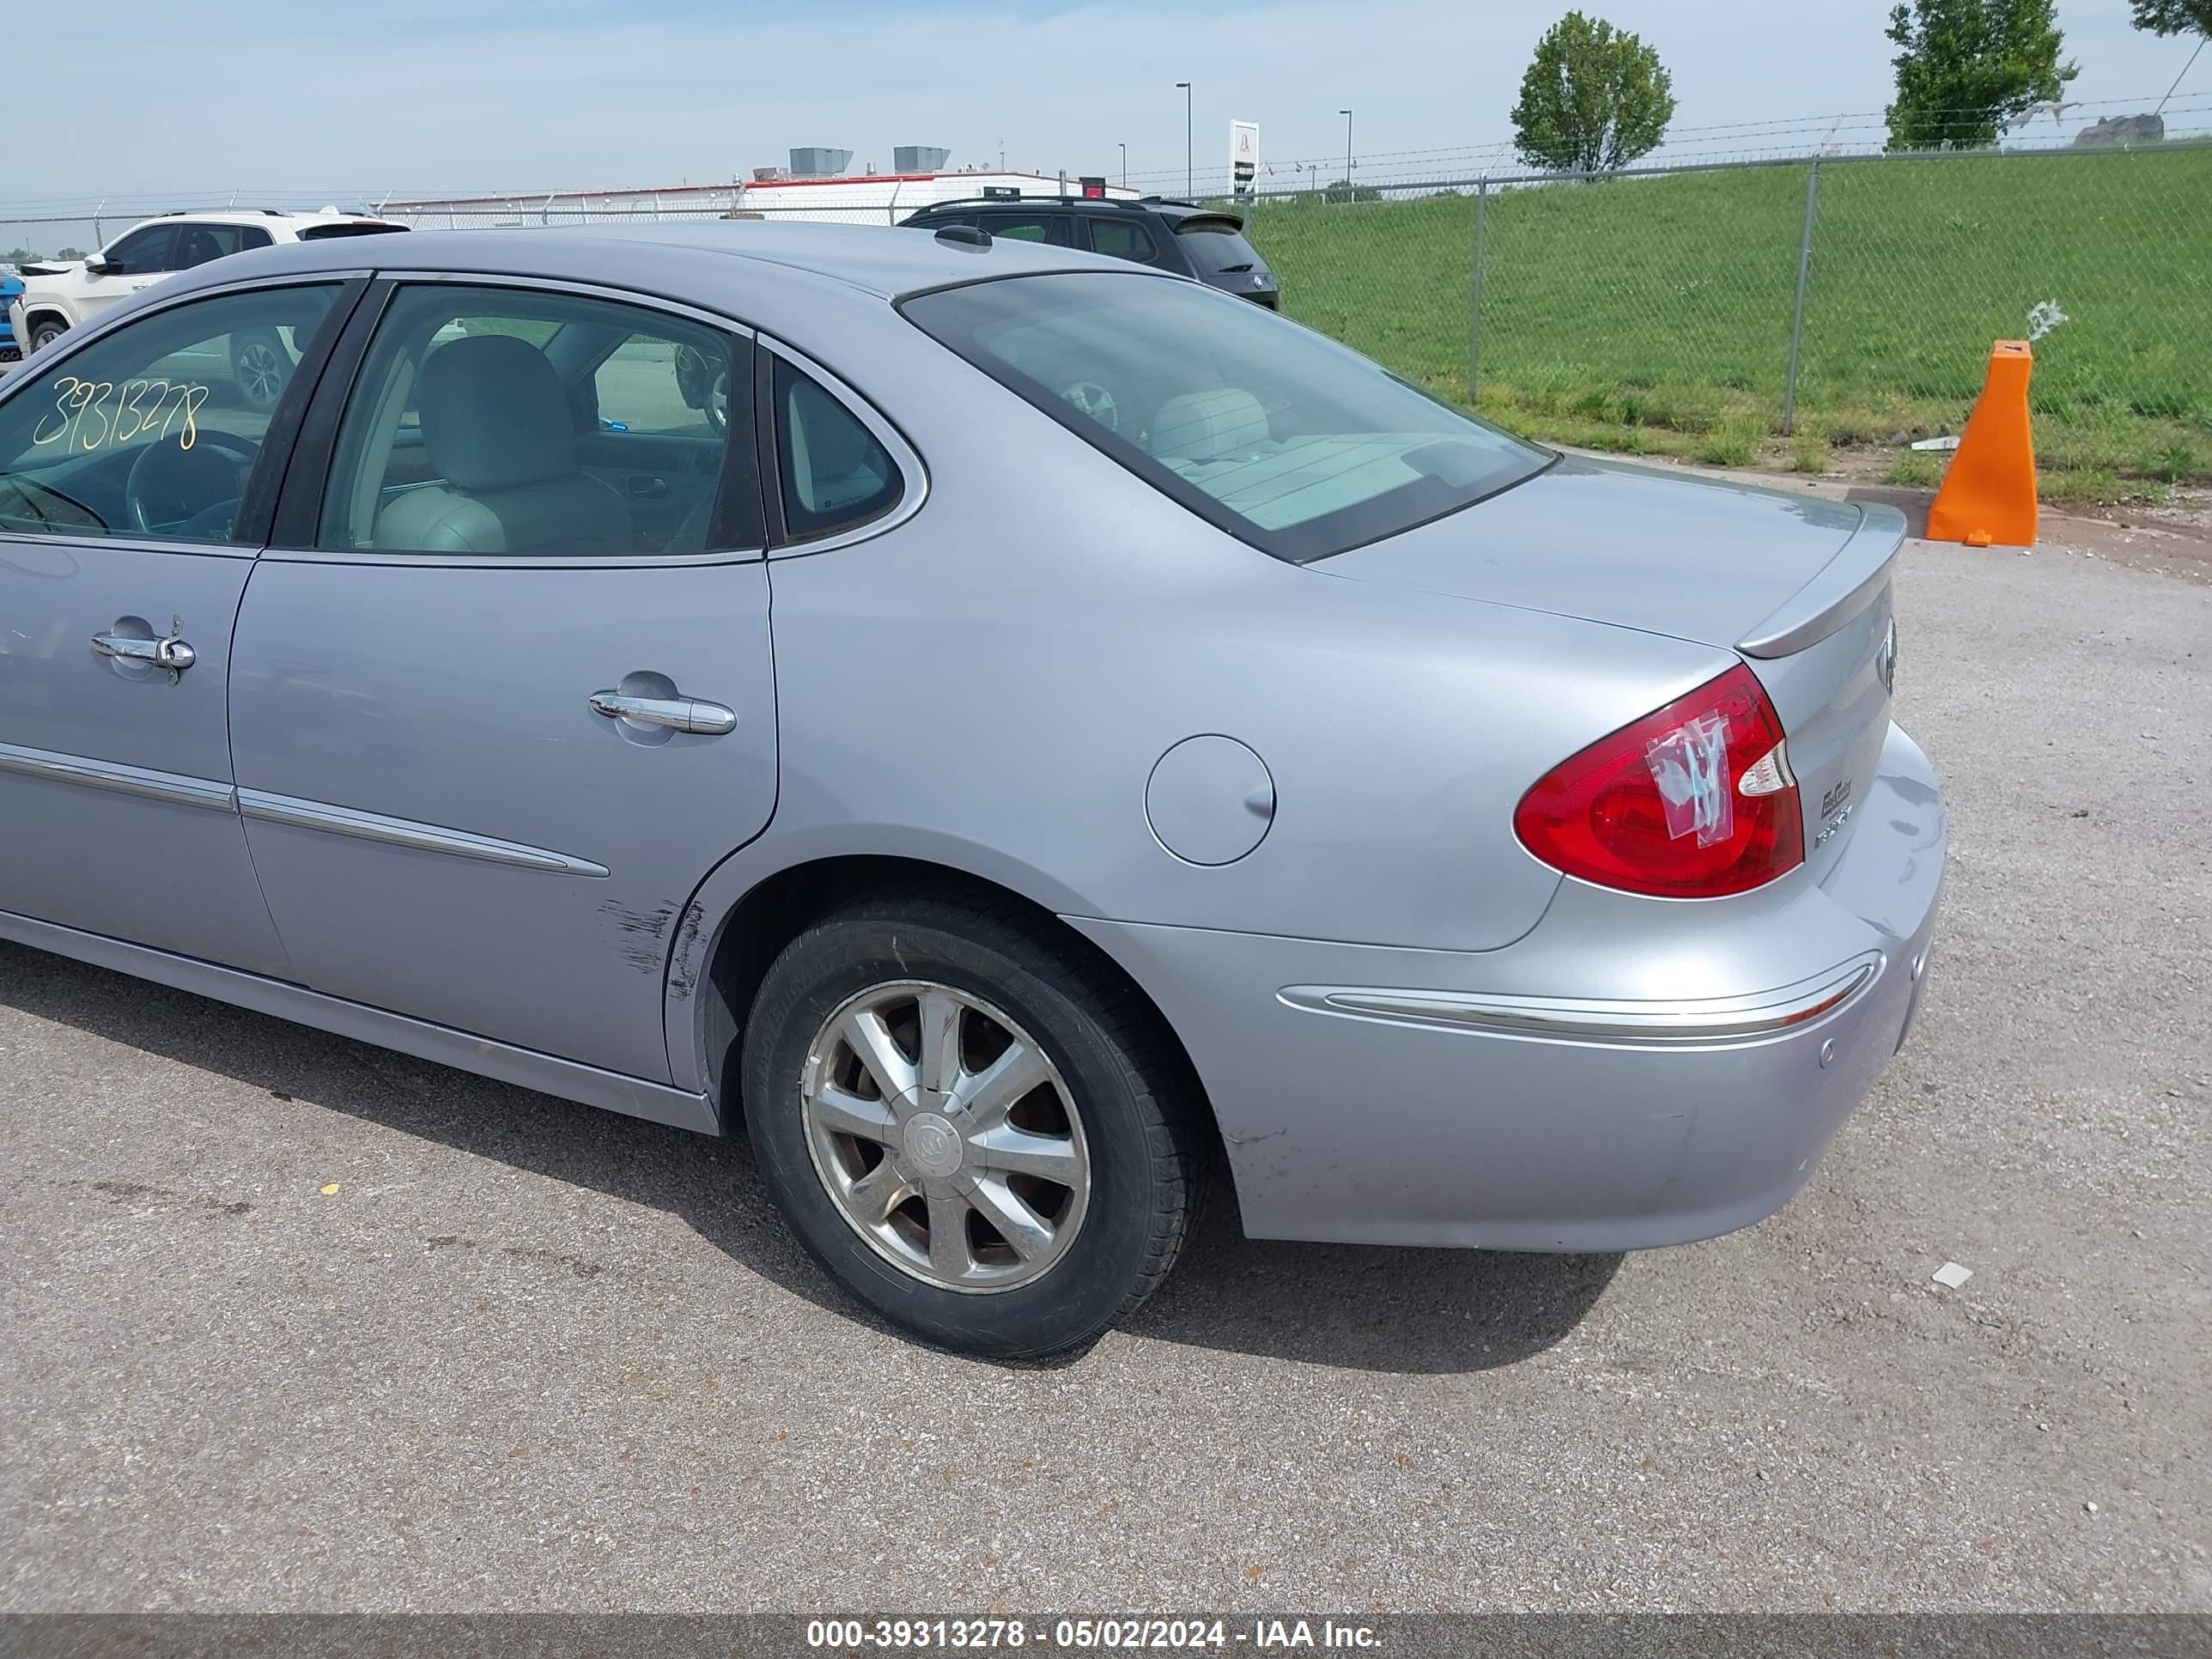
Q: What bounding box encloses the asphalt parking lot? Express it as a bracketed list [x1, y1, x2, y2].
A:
[3, 520, 2207, 1614]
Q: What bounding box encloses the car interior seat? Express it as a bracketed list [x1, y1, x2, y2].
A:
[1149, 388, 1271, 465]
[373, 335, 632, 555]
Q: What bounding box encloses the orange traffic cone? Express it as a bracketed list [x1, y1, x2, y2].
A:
[1926, 340, 2038, 549]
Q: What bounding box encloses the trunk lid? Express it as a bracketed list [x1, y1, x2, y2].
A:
[1320, 453, 1892, 648]
[1320, 453, 1906, 880]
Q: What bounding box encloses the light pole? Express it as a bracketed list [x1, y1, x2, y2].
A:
[1176, 82, 1192, 198]
[1340, 107, 1353, 201]
[1119, 142, 1127, 188]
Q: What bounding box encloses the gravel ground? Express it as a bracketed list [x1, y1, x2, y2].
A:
[2, 532, 2207, 1614]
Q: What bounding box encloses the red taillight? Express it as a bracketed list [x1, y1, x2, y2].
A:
[1514, 664, 1803, 898]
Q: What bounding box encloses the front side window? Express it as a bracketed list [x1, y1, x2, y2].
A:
[99, 226, 177, 276]
[318, 285, 753, 557]
[0, 283, 340, 544]
[902, 272, 1549, 562]
[771, 357, 900, 542]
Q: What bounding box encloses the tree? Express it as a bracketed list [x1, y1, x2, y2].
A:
[2129, 0, 2211, 36]
[1510, 12, 1676, 175]
[1885, 0, 2078, 150]
[4, 246, 41, 265]
[54, 247, 85, 260]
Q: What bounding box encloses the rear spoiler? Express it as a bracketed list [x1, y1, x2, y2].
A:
[1736, 502, 1906, 659]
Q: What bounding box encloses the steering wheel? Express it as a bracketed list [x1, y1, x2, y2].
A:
[124, 430, 259, 538]
[1060, 380, 1120, 434]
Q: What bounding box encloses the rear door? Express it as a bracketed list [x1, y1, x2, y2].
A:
[228, 277, 778, 1083]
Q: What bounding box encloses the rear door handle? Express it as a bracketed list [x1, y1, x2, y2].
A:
[588, 690, 737, 736]
[627, 476, 670, 499]
[93, 631, 197, 674]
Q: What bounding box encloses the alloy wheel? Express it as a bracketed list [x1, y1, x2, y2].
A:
[235, 340, 286, 407]
[799, 980, 1090, 1293]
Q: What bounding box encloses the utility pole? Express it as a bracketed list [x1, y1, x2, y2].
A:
[1119, 142, 1127, 187]
[1340, 108, 1354, 200]
[1176, 82, 1193, 198]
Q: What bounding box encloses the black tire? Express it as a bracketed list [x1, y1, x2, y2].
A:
[27, 316, 67, 353]
[740, 894, 1205, 1358]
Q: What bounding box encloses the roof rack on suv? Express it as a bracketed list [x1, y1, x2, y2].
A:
[909, 195, 1150, 214]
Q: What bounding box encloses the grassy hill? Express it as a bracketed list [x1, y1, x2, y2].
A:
[1243, 144, 2212, 501]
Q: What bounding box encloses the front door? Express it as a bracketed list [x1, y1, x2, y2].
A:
[0, 281, 350, 974]
[228, 280, 777, 1083]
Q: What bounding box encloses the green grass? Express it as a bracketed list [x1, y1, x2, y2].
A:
[1243, 146, 2212, 499]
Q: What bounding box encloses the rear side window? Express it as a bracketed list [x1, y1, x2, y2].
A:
[1086, 219, 1159, 264]
[297, 222, 410, 241]
[978, 213, 1073, 246]
[173, 223, 269, 269]
[1175, 218, 1265, 276]
[772, 357, 900, 541]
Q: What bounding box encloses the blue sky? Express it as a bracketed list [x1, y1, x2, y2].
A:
[24, 0, 2207, 202]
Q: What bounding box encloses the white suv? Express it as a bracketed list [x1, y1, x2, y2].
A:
[9, 208, 404, 405]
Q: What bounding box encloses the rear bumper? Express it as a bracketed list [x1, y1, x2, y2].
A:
[1071, 721, 1945, 1250]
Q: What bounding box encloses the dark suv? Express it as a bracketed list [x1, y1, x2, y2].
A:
[898, 197, 1279, 308]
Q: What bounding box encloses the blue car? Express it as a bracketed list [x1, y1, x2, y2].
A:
[0, 272, 21, 361]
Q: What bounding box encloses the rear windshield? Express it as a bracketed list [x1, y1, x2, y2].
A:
[901, 272, 1550, 562]
[297, 222, 409, 240]
[1174, 217, 1267, 276]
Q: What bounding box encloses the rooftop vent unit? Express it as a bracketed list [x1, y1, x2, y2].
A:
[788, 147, 853, 179]
[752, 167, 788, 182]
[894, 145, 951, 173]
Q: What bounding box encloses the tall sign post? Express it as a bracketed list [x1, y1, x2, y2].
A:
[1230, 121, 1261, 201]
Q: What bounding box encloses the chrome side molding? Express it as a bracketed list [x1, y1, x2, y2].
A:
[237, 790, 610, 878]
[1279, 955, 1881, 1045]
[0, 741, 235, 812]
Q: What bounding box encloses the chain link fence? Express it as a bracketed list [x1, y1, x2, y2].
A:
[8, 141, 2206, 499]
[1238, 140, 2212, 501]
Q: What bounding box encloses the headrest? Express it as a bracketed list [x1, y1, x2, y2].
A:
[1150, 388, 1270, 463]
[418, 334, 576, 492]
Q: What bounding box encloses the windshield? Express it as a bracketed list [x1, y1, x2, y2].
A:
[1175, 218, 1267, 276]
[902, 271, 1550, 561]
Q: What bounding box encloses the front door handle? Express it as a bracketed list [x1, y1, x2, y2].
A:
[588, 690, 737, 736]
[93, 632, 197, 673]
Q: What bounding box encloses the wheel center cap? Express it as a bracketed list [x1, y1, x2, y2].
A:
[902, 1111, 963, 1178]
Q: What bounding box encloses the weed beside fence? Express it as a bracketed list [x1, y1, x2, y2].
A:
[1243, 143, 2212, 502]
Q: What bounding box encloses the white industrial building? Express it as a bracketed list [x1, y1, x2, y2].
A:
[384, 149, 1140, 229]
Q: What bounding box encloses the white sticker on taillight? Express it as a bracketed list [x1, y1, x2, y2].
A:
[1644, 714, 1734, 847]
